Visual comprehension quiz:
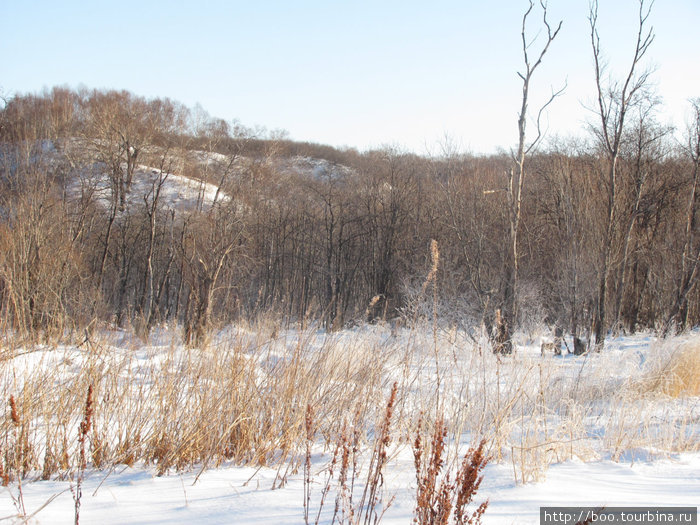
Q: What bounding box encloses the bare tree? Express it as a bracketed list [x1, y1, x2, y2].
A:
[588, 0, 655, 349]
[534, 141, 598, 341]
[0, 91, 92, 341]
[611, 104, 671, 332]
[85, 91, 152, 288]
[496, 0, 563, 354]
[664, 98, 700, 332]
[181, 204, 244, 347]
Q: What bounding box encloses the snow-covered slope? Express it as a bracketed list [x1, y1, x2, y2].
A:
[72, 163, 227, 214]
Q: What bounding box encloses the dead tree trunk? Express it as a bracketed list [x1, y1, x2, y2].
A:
[497, 0, 562, 354]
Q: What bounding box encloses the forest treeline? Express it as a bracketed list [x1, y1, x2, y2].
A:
[0, 86, 699, 348]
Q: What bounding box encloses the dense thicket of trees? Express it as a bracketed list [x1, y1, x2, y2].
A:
[1, 85, 698, 347]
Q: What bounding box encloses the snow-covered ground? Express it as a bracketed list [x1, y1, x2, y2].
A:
[70, 163, 227, 214]
[1, 327, 698, 524]
[2, 450, 697, 524]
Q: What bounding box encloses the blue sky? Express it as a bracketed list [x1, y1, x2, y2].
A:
[2, 1, 698, 154]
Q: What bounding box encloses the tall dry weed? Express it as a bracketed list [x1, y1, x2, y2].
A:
[413, 416, 489, 525]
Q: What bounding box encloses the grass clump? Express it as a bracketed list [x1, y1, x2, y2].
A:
[640, 339, 700, 397]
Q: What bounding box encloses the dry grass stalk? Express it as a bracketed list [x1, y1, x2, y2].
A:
[305, 383, 398, 525]
[334, 421, 352, 523]
[453, 441, 489, 525]
[414, 416, 451, 524]
[422, 240, 440, 293]
[313, 429, 341, 525]
[6, 393, 26, 517]
[358, 381, 398, 525]
[413, 415, 489, 525]
[73, 383, 94, 525]
[304, 403, 314, 525]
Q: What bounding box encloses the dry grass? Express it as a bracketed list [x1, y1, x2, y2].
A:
[304, 382, 399, 525]
[0, 324, 396, 484]
[0, 321, 698, 510]
[638, 339, 700, 397]
[594, 338, 700, 459]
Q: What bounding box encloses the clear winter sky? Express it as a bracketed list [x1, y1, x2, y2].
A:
[1, 1, 698, 154]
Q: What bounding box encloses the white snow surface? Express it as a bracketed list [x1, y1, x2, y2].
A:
[1, 329, 698, 524]
[277, 156, 354, 181]
[71, 163, 227, 214]
[2, 448, 697, 524]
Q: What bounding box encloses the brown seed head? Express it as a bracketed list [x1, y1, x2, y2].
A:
[79, 384, 94, 437]
[9, 395, 19, 426]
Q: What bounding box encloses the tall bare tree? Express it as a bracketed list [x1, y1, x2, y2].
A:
[665, 98, 700, 332]
[611, 104, 671, 332]
[589, 0, 655, 349]
[496, 0, 563, 354]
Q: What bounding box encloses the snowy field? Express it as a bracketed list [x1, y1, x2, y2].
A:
[3, 448, 697, 524]
[1, 325, 698, 524]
